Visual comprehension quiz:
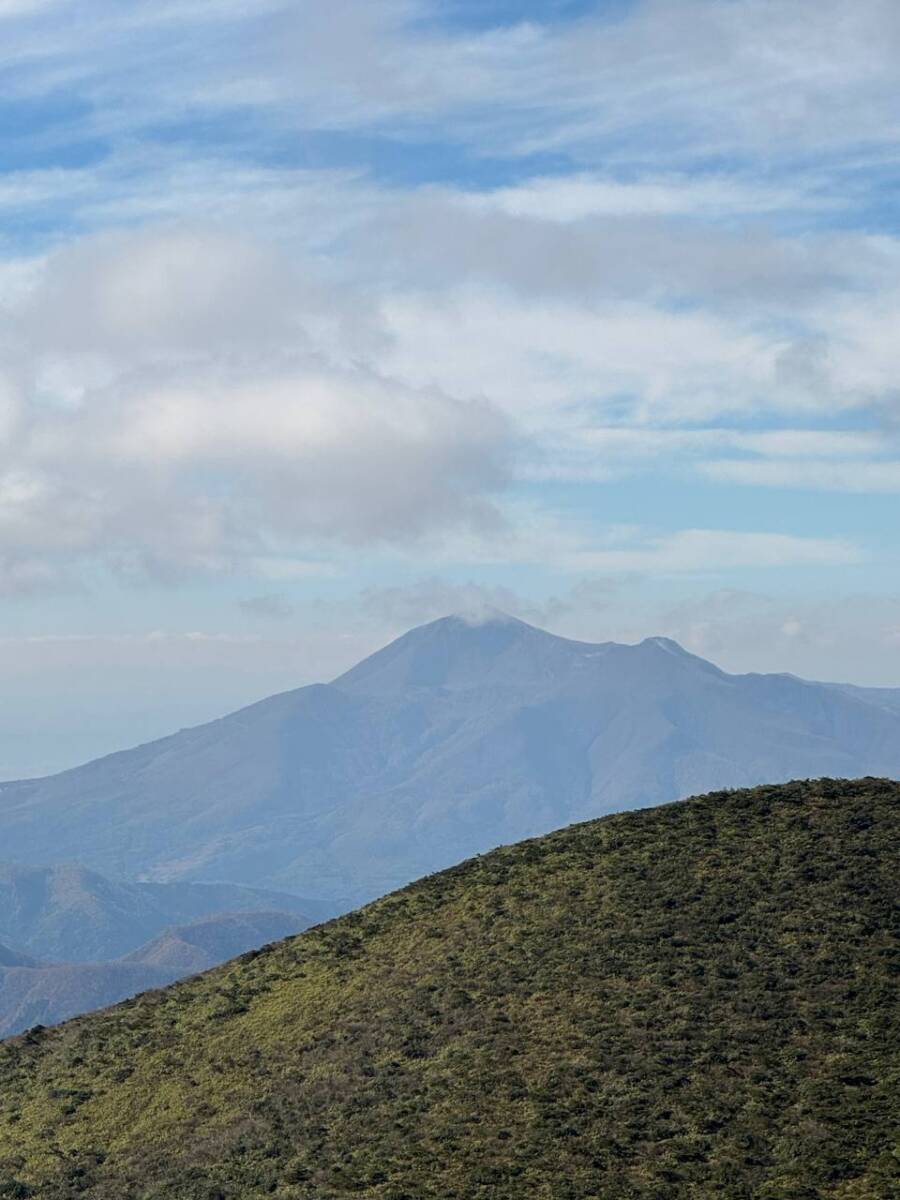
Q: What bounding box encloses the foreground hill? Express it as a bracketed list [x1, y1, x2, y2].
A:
[0, 778, 897, 1199]
[0, 912, 311, 1040]
[1, 616, 900, 904]
[0, 862, 326, 961]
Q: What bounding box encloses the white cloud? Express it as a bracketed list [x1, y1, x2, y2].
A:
[466, 173, 834, 223]
[0, 226, 512, 588]
[580, 427, 886, 460]
[653, 589, 900, 685]
[508, 0, 900, 163]
[574, 529, 862, 573]
[522, 426, 899, 487]
[0, 0, 59, 14]
[520, 426, 890, 479]
[0, 0, 894, 594]
[0, 164, 890, 596]
[362, 187, 868, 305]
[3, 0, 898, 169]
[381, 287, 797, 425]
[359, 577, 555, 629]
[701, 459, 900, 492]
[245, 0, 900, 167]
[391, 504, 863, 576]
[238, 593, 294, 620]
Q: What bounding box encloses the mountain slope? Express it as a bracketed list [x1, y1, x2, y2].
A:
[0, 944, 39, 969]
[828, 681, 900, 716]
[0, 863, 326, 961]
[1, 615, 900, 903]
[0, 778, 897, 1199]
[0, 911, 311, 1039]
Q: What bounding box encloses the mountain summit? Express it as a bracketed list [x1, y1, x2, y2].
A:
[335, 612, 595, 692]
[0, 615, 898, 903]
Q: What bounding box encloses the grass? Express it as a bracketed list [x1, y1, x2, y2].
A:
[0, 777, 898, 1198]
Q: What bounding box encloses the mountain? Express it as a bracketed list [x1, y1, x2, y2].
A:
[828, 681, 900, 716]
[0, 778, 896, 1199]
[1, 615, 899, 904]
[0, 862, 328, 961]
[0, 944, 39, 969]
[0, 911, 310, 1039]
[0, 960, 170, 1043]
[122, 910, 310, 974]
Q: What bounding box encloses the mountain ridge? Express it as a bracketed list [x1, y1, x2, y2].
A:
[0, 615, 898, 903]
[0, 862, 327, 961]
[0, 910, 311, 1039]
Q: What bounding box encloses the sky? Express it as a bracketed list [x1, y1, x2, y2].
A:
[0, 0, 899, 774]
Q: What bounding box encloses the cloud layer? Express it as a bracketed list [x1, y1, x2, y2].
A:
[0, 226, 512, 588]
[0, 0, 897, 735]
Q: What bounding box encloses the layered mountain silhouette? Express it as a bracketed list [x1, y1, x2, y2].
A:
[0, 862, 326, 961]
[0, 910, 310, 1039]
[121, 910, 308, 974]
[1, 779, 897, 1198]
[0, 614, 898, 904]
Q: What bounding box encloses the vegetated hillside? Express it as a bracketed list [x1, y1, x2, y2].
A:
[2, 616, 900, 905]
[0, 912, 310, 1039]
[0, 863, 326, 961]
[0, 778, 897, 1200]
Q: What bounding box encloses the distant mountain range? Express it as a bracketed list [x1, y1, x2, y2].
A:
[0, 862, 329, 962]
[121, 910, 308, 974]
[0, 614, 898, 906]
[1, 779, 896, 1198]
[0, 910, 309, 1038]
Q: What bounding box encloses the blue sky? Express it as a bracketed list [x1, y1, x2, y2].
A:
[0, 0, 899, 774]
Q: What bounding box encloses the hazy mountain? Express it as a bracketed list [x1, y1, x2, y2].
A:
[0, 960, 169, 1042]
[0, 862, 326, 961]
[0, 943, 39, 969]
[0, 911, 311, 1039]
[122, 910, 309, 974]
[1, 779, 896, 1199]
[827, 681, 900, 715]
[0, 614, 899, 904]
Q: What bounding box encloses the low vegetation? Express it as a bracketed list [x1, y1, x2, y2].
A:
[0, 777, 897, 1198]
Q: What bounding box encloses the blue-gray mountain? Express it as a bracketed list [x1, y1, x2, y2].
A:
[0, 862, 328, 962]
[0, 614, 898, 905]
[0, 911, 310, 1038]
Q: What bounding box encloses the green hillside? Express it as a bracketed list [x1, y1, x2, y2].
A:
[0, 778, 898, 1199]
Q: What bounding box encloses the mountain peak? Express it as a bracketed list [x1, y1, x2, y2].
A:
[414, 609, 541, 643]
[3, 612, 900, 908]
[334, 611, 592, 693]
[638, 635, 698, 658]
